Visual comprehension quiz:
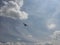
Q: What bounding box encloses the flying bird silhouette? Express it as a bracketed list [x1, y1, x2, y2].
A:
[23, 23, 28, 27]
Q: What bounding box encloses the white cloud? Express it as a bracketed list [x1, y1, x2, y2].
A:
[0, 0, 28, 20]
[50, 31, 60, 45]
[47, 23, 56, 29]
[52, 31, 60, 40]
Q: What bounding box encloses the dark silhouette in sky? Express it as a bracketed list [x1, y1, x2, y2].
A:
[23, 23, 28, 27]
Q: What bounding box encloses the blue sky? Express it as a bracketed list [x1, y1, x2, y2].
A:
[22, 0, 57, 40]
[22, 0, 60, 44]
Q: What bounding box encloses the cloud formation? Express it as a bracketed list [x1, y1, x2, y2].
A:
[47, 23, 56, 30]
[49, 31, 60, 45]
[52, 31, 60, 40]
[0, 0, 28, 20]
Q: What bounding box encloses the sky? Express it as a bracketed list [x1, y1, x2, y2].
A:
[22, 0, 60, 45]
[0, 0, 60, 45]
